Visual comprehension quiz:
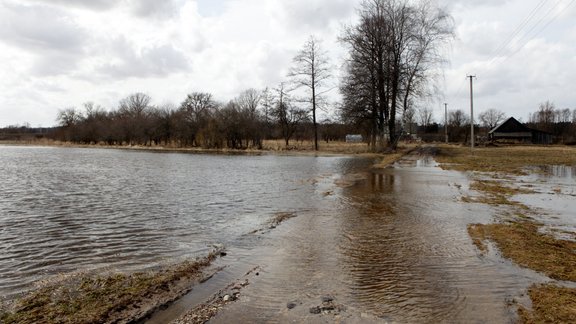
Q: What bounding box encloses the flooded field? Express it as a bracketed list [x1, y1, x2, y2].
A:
[2, 145, 573, 323]
[0, 146, 370, 300]
[174, 150, 556, 323]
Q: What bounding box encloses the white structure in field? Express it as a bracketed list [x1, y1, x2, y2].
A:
[345, 134, 363, 143]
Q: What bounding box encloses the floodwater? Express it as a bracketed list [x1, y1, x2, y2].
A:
[0, 146, 366, 299]
[165, 150, 550, 323]
[1, 146, 562, 323]
[513, 165, 576, 235]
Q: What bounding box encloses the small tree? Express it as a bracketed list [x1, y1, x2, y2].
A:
[273, 83, 308, 147]
[479, 108, 506, 130]
[418, 107, 434, 129]
[288, 36, 331, 151]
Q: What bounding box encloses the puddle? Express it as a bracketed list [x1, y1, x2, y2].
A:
[510, 165, 576, 235]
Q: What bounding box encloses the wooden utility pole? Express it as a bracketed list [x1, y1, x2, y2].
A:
[468, 75, 476, 150]
[444, 103, 448, 143]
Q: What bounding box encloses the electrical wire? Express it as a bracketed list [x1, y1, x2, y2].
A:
[486, 0, 548, 66]
[501, 0, 576, 63]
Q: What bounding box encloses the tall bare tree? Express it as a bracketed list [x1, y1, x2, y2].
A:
[341, 0, 453, 149]
[288, 36, 331, 151]
[236, 89, 263, 148]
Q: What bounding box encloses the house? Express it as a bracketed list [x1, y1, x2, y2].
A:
[488, 117, 552, 144]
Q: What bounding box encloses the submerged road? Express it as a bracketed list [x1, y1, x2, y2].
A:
[155, 148, 545, 323]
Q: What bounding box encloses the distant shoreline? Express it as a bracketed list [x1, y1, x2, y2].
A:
[0, 139, 406, 159]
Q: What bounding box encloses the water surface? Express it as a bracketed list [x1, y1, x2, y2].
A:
[0, 146, 366, 299]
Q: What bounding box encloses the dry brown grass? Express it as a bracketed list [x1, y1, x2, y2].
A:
[468, 222, 576, 281]
[262, 139, 374, 154]
[436, 145, 576, 174]
[463, 180, 533, 207]
[0, 250, 222, 324]
[518, 284, 576, 323]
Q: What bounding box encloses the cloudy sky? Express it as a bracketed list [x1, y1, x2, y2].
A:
[1, 0, 575, 127]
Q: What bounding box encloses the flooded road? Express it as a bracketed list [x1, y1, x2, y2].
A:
[201, 150, 545, 323]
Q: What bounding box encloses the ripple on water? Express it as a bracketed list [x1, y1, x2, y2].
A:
[0, 146, 364, 300]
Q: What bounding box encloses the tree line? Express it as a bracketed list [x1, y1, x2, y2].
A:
[55, 89, 317, 149]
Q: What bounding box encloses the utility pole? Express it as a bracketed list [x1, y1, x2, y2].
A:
[444, 103, 448, 144]
[468, 75, 476, 150]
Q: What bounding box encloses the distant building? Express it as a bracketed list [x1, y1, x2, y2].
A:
[488, 117, 552, 144]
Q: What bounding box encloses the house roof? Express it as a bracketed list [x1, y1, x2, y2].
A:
[488, 117, 531, 134]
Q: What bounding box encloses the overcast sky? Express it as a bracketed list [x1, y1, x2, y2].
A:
[1, 0, 575, 127]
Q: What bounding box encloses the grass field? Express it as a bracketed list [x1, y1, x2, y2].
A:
[435, 144, 576, 174]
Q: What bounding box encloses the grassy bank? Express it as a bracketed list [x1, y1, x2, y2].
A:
[436, 144, 576, 322]
[0, 250, 223, 324]
[468, 222, 576, 281]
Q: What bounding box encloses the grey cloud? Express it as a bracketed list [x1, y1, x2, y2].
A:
[128, 0, 182, 18]
[98, 38, 191, 78]
[0, 2, 88, 76]
[281, 0, 356, 31]
[21, 0, 118, 11]
[0, 3, 87, 52]
[21, 0, 183, 17]
[443, 0, 512, 10]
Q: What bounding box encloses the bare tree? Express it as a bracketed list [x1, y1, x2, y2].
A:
[479, 108, 506, 130]
[119, 93, 151, 117]
[235, 89, 263, 148]
[288, 36, 331, 151]
[418, 106, 434, 128]
[403, 107, 416, 133]
[341, 0, 453, 149]
[57, 107, 83, 128]
[449, 109, 468, 127]
[260, 87, 275, 139]
[178, 92, 217, 146]
[558, 108, 571, 123]
[339, 57, 378, 151]
[273, 83, 308, 147]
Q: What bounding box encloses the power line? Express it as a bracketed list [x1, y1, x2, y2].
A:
[487, 0, 548, 66]
[501, 0, 576, 63]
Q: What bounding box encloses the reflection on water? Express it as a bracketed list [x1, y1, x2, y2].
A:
[513, 164, 576, 235]
[540, 165, 576, 179]
[211, 152, 544, 323]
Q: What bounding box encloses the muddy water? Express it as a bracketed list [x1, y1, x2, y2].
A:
[1, 146, 554, 323]
[203, 151, 545, 323]
[0, 146, 366, 300]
